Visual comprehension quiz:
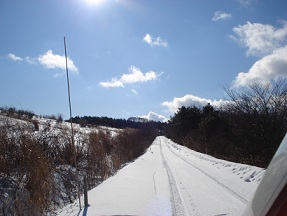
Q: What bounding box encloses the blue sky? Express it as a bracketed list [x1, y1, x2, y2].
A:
[1, 0, 287, 121]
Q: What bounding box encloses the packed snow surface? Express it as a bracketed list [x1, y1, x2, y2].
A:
[58, 136, 265, 216]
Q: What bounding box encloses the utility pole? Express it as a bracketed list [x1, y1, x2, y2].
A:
[64, 36, 82, 210]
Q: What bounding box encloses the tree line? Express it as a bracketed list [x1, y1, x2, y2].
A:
[166, 80, 287, 168]
[70, 115, 166, 131]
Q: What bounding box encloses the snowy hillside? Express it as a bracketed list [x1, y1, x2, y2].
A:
[0, 111, 158, 215]
[58, 136, 265, 216]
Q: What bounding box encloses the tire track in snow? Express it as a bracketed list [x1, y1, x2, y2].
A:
[160, 141, 201, 216]
[165, 141, 248, 204]
[153, 171, 157, 197]
[160, 143, 185, 216]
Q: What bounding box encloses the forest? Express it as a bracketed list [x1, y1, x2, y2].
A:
[166, 80, 287, 167]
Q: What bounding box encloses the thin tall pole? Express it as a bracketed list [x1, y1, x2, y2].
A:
[64, 36, 82, 210]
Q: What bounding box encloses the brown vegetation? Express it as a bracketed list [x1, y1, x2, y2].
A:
[0, 110, 158, 215]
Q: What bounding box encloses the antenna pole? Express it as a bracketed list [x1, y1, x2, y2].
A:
[64, 36, 82, 210]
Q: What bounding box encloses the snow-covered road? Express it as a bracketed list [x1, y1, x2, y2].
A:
[58, 136, 264, 216]
[160, 138, 248, 215]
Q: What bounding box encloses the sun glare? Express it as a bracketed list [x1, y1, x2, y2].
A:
[84, 0, 104, 5]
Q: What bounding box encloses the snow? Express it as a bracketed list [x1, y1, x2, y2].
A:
[58, 136, 265, 216]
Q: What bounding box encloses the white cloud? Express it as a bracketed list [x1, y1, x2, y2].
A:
[233, 45, 287, 87]
[141, 111, 168, 123]
[121, 66, 158, 83]
[38, 50, 78, 73]
[99, 66, 161, 88]
[143, 34, 168, 47]
[25, 56, 37, 64]
[212, 11, 232, 21]
[7, 50, 79, 77]
[8, 53, 23, 61]
[162, 94, 228, 113]
[231, 21, 287, 57]
[99, 78, 124, 88]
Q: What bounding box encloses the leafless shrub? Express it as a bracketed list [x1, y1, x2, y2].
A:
[0, 113, 157, 214]
[86, 130, 111, 183]
[0, 120, 52, 215]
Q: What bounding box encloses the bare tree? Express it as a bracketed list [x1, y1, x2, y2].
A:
[225, 79, 287, 115]
[224, 79, 287, 165]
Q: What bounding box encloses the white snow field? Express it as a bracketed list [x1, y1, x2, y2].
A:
[58, 136, 265, 216]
